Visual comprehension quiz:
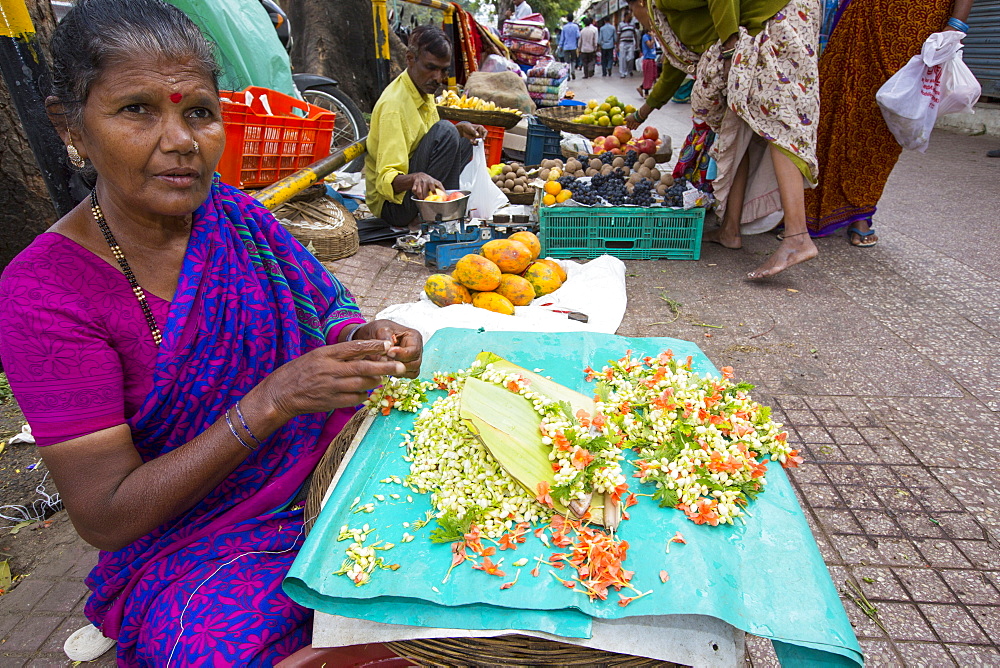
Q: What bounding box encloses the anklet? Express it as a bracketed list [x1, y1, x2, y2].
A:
[781, 232, 809, 238]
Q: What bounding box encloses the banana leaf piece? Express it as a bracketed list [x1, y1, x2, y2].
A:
[460, 359, 606, 525]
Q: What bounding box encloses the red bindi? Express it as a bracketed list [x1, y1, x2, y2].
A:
[169, 92, 182, 103]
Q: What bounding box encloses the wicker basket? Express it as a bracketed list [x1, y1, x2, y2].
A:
[275, 195, 359, 262]
[304, 407, 372, 535]
[506, 189, 537, 205]
[535, 106, 607, 139]
[385, 635, 677, 666]
[437, 105, 524, 129]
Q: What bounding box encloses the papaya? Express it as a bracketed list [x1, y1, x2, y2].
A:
[495, 273, 535, 306]
[453, 254, 502, 291]
[424, 274, 472, 307]
[481, 239, 533, 274]
[508, 231, 541, 261]
[472, 291, 516, 315]
[522, 261, 563, 297]
[536, 258, 567, 283]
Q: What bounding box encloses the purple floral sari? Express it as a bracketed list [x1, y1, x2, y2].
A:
[84, 179, 363, 666]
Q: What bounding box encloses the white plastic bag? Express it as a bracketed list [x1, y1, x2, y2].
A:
[459, 140, 508, 220]
[876, 31, 981, 153]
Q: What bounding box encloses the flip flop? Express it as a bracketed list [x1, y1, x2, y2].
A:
[847, 226, 878, 247]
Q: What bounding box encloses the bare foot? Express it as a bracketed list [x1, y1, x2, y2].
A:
[703, 226, 742, 249]
[746, 233, 818, 280]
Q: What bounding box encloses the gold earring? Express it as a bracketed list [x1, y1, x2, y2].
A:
[66, 143, 85, 168]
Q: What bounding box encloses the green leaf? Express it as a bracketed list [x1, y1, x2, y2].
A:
[652, 487, 680, 508]
[429, 510, 480, 544]
[0, 559, 10, 591]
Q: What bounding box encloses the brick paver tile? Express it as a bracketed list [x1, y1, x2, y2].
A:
[954, 540, 1000, 570]
[0, 580, 55, 614]
[830, 535, 925, 567]
[40, 616, 90, 654]
[856, 639, 900, 665]
[895, 641, 955, 666]
[849, 567, 909, 601]
[35, 581, 87, 614]
[894, 511, 948, 539]
[892, 568, 956, 603]
[919, 604, 991, 644]
[946, 643, 1000, 666]
[0, 612, 21, 641]
[940, 570, 1000, 605]
[853, 509, 904, 537]
[65, 552, 98, 579]
[967, 605, 1000, 645]
[875, 602, 937, 642]
[743, 635, 779, 668]
[2, 614, 64, 652]
[23, 657, 74, 667]
[913, 539, 974, 569]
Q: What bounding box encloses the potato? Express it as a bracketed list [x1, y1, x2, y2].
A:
[589, 158, 602, 170]
[505, 178, 515, 189]
[539, 168, 550, 180]
[516, 168, 526, 177]
[599, 164, 612, 176]
[566, 159, 582, 172]
[585, 167, 598, 177]
[540, 159, 552, 169]
[656, 183, 667, 195]
[628, 173, 640, 184]
[637, 166, 650, 179]
[649, 169, 661, 182]
[502, 164, 512, 174]
[660, 173, 674, 186]
[575, 169, 585, 177]
[644, 156, 656, 169]
[612, 156, 625, 168]
[513, 184, 525, 193]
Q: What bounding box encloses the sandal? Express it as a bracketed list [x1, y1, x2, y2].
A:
[847, 225, 878, 248]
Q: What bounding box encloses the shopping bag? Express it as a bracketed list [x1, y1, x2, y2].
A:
[459, 140, 508, 220]
[876, 31, 979, 153]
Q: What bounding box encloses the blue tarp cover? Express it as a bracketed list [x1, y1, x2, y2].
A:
[285, 328, 863, 667]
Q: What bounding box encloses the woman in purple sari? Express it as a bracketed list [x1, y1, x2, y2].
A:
[0, 0, 422, 664]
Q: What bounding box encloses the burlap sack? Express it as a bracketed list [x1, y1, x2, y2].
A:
[464, 71, 536, 115]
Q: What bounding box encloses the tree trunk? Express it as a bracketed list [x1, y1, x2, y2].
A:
[497, 0, 513, 30]
[0, 0, 60, 271]
[287, 0, 380, 112]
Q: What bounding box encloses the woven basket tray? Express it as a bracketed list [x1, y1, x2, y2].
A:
[275, 196, 359, 262]
[506, 189, 537, 205]
[386, 635, 677, 666]
[535, 106, 607, 139]
[437, 105, 524, 129]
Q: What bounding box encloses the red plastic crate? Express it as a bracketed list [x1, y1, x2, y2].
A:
[447, 120, 505, 167]
[218, 86, 335, 189]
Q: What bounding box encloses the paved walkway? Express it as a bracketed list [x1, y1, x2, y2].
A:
[0, 73, 997, 665]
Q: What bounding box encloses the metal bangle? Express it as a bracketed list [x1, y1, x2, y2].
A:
[720, 47, 736, 60]
[225, 407, 257, 451]
[234, 401, 263, 447]
[346, 323, 364, 342]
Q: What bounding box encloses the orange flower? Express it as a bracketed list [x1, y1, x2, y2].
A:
[685, 499, 721, 526]
[575, 409, 591, 427]
[659, 570, 670, 583]
[720, 366, 734, 379]
[782, 449, 804, 468]
[583, 366, 597, 381]
[618, 401, 632, 415]
[381, 395, 396, 416]
[553, 432, 572, 452]
[592, 413, 607, 429]
[472, 556, 506, 577]
[571, 447, 594, 470]
[658, 350, 674, 363]
[669, 531, 686, 545]
[535, 481, 554, 507]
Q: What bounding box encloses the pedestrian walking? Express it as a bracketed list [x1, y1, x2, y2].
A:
[617, 11, 638, 77]
[557, 14, 580, 79]
[579, 16, 599, 79]
[803, 0, 975, 247]
[638, 28, 657, 97]
[626, 0, 821, 279]
[599, 18, 617, 77]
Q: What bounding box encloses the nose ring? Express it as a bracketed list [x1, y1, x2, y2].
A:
[192, 140, 200, 154]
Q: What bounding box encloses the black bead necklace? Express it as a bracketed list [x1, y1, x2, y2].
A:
[90, 190, 163, 346]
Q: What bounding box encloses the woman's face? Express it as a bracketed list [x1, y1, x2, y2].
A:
[73, 53, 225, 220]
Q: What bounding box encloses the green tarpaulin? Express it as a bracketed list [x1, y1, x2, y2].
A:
[285, 328, 862, 667]
[167, 0, 297, 98]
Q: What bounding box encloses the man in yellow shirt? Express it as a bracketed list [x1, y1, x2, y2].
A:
[365, 26, 487, 228]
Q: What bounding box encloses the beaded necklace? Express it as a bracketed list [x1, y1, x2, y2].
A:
[90, 190, 163, 346]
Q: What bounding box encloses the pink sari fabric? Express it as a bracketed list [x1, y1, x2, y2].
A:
[0, 179, 364, 666]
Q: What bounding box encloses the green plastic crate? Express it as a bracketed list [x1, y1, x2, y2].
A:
[539, 206, 705, 260]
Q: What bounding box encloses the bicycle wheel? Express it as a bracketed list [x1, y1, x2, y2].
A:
[300, 84, 368, 172]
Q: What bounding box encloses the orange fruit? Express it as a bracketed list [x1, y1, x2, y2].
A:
[543, 181, 562, 196]
[542, 193, 556, 206]
[556, 190, 572, 203]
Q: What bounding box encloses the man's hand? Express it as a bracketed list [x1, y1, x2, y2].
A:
[409, 172, 444, 199]
[456, 121, 488, 141]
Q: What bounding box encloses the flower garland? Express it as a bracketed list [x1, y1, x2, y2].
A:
[584, 351, 801, 526]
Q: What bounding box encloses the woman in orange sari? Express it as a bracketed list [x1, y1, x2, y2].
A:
[804, 0, 974, 246]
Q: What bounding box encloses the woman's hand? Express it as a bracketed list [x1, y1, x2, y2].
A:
[261, 339, 406, 421]
[626, 103, 651, 130]
[352, 319, 423, 378]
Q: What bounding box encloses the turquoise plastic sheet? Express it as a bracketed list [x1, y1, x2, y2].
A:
[285, 329, 862, 667]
